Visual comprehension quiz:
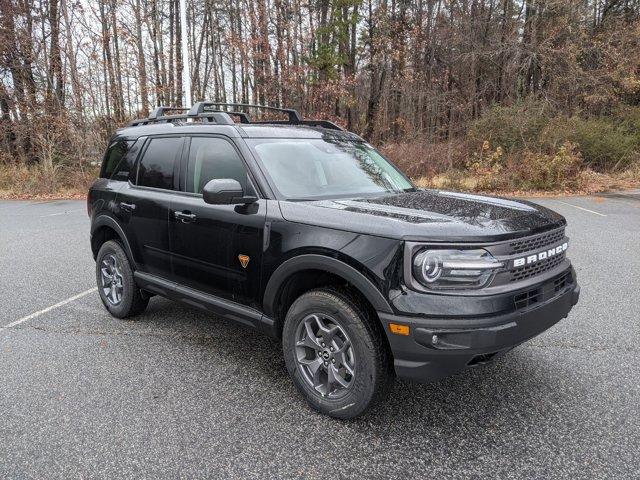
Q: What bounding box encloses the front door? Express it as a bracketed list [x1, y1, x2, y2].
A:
[116, 136, 183, 278]
[169, 136, 266, 309]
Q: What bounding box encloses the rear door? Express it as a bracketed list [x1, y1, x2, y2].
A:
[169, 135, 266, 309]
[116, 135, 183, 278]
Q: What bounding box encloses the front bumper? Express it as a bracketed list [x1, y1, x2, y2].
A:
[378, 270, 580, 382]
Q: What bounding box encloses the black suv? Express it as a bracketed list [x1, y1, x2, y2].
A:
[88, 102, 580, 419]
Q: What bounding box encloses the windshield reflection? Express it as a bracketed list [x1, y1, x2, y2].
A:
[247, 134, 414, 200]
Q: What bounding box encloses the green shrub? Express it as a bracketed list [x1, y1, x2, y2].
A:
[468, 100, 552, 153]
[470, 101, 640, 172]
[547, 115, 640, 170]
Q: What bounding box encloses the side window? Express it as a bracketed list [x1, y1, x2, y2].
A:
[101, 140, 132, 180]
[115, 139, 143, 182]
[185, 137, 253, 194]
[137, 137, 182, 190]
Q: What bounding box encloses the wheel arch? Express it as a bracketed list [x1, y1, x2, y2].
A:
[263, 254, 393, 335]
[91, 215, 136, 268]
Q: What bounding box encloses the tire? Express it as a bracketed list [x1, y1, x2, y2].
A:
[95, 240, 148, 318]
[282, 287, 394, 419]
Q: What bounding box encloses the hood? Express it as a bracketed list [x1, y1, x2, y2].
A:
[278, 189, 566, 242]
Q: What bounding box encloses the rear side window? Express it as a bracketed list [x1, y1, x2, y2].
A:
[185, 137, 251, 194]
[101, 141, 132, 180]
[137, 137, 182, 190]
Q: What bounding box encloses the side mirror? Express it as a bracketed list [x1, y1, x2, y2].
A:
[202, 179, 257, 205]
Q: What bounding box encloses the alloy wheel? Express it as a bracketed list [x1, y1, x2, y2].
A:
[294, 313, 356, 398]
[100, 254, 124, 305]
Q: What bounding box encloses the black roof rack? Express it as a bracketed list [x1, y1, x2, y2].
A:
[148, 106, 188, 119]
[128, 110, 235, 127]
[188, 102, 303, 123]
[128, 102, 344, 131]
[215, 110, 252, 123]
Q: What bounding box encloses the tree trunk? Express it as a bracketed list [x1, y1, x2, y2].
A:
[48, 0, 64, 112]
[134, 0, 149, 115]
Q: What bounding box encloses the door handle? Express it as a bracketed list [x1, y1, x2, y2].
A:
[174, 210, 197, 223]
[119, 202, 136, 212]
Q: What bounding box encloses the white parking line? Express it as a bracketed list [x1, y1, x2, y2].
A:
[0, 288, 97, 334]
[40, 209, 85, 217]
[554, 200, 607, 217]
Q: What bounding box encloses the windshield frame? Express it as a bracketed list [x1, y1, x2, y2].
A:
[244, 136, 416, 201]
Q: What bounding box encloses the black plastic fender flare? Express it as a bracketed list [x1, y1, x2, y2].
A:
[90, 214, 137, 268]
[262, 254, 393, 317]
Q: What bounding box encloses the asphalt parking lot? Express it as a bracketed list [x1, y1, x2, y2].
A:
[1, 193, 639, 479]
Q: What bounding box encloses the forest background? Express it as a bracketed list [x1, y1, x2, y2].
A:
[2, 0, 640, 198]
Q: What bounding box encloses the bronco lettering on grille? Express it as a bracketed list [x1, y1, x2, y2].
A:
[513, 242, 568, 268]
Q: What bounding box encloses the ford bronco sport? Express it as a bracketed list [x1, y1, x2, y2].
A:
[88, 102, 580, 419]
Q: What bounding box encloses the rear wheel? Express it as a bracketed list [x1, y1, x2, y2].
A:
[96, 240, 148, 318]
[282, 287, 393, 419]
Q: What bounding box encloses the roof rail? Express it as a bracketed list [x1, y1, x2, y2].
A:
[188, 102, 303, 123]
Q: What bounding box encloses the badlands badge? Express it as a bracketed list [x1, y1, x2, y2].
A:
[238, 254, 250, 268]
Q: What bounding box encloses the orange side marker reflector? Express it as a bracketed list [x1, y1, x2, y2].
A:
[389, 323, 410, 336]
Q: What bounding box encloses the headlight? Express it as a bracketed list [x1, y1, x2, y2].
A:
[412, 249, 503, 290]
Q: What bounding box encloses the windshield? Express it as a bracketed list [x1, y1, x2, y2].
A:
[246, 137, 414, 200]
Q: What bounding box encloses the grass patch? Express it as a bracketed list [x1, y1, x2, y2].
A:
[0, 163, 99, 199]
[414, 166, 640, 196]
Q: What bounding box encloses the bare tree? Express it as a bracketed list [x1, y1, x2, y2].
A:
[1, 0, 640, 166]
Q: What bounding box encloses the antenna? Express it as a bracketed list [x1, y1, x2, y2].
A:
[179, 0, 191, 108]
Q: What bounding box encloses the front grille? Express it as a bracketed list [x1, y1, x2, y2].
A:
[513, 270, 573, 310]
[510, 251, 566, 282]
[508, 228, 565, 255]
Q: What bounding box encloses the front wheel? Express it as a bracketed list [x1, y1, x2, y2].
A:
[282, 287, 394, 419]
